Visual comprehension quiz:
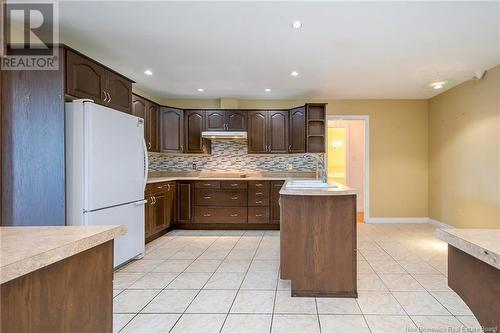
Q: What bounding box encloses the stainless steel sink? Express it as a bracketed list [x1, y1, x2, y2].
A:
[286, 180, 334, 188]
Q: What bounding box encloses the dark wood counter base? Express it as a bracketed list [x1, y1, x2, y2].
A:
[175, 222, 280, 230]
[448, 245, 500, 332]
[1, 241, 113, 333]
[280, 194, 357, 297]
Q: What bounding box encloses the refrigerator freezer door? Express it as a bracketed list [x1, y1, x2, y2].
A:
[85, 201, 145, 267]
[84, 102, 146, 211]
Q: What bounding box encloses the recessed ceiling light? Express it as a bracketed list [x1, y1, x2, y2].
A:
[144, 70, 153, 76]
[291, 71, 299, 76]
[264, 88, 271, 92]
[426, 80, 449, 90]
[292, 21, 302, 29]
[197, 88, 204, 92]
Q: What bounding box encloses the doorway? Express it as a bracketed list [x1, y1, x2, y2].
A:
[326, 116, 369, 223]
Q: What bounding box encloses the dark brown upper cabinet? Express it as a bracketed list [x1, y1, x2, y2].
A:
[306, 103, 327, 153]
[146, 101, 160, 152]
[288, 106, 306, 153]
[205, 110, 247, 131]
[66, 49, 132, 114]
[247, 111, 268, 153]
[248, 110, 288, 154]
[184, 110, 211, 154]
[160, 107, 184, 153]
[132, 94, 146, 121]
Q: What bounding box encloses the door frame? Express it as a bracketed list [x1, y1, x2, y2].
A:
[326, 115, 370, 222]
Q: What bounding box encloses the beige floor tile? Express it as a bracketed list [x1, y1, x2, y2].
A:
[379, 273, 425, 291]
[368, 260, 406, 274]
[356, 291, 405, 315]
[221, 314, 272, 333]
[203, 272, 245, 289]
[411, 315, 464, 331]
[217, 259, 251, 272]
[316, 298, 361, 314]
[128, 272, 178, 289]
[170, 313, 226, 333]
[119, 259, 164, 273]
[113, 314, 134, 333]
[364, 315, 418, 333]
[113, 289, 159, 313]
[226, 249, 256, 260]
[185, 289, 237, 313]
[169, 248, 206, 260]
[120, 313, 180, 333]
[398, 260, 440, 274]
[113, 272, 144, 289]
[431, 291, 473, 315]
[274, 290, 317, 314]
[271, 314, 320, 333]
[143, 247, 179, 260]
[456, 316, 483, 332]
[357, 274, 388, 291]
[276, 279, 291, 291]
[319, 315, 370, 333]
[141, 289, 198, 313]
[166, 272, 212, 289]
[248, 260, 279, 272]
[113, 289, 124, 298]
[240, 271, 278, 290]
[152, 259, 194, 273]
[412, 274, 451, 291]
[230, 290, 275, 314]
[198, 250, 231, 260]
[357, 260, 375, 274]
[392, 291, 450, 315]
[185, 259, 222, 273]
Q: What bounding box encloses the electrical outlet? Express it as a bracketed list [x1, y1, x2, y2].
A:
[192, 163, 197, 170]
[286, 164, 293, 171]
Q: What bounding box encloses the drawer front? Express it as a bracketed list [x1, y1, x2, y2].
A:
[194, 207, 247, 223]
[221, 181, 248, 190]
[247, 193, 269, 206]
[248, 181, 270, 191]
[195, 181, 221, 189]
[146, 182, 169, 194]
[194, 189, 247, 206]
[248, 207, 270, 224]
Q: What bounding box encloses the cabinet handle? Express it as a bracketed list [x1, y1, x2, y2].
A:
[230, 183, 238, 187]
[289, 144, 292, 151]
[151, 196, 156, 205]
[148, 142, 152, 149]
[255, 201, 263, 204]
[230, 214, 238, 217]
[203, 196, 211, 199]
[167, 183, 171, 191]
[102, 91, 108, 103]
[255, 214, 263, 217]
[107, 92, 111, 103]
[231, 197, 239, 200]
[203, 213, 211, 217]
[255, 184, 263, 187]
[203, 183, 212, 186]
[255, 192, 263, 195]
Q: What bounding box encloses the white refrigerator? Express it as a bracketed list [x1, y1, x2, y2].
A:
[66, 100, 147, 267]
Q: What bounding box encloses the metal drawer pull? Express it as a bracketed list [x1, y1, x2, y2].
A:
[255, 214, 263, 217]
[203, 196, 211, 199]
[255, 184, 263, 187]
[203, 213, 211, 217]
[255, 192, 263, 195]
[203, 183, 212, 186]
[230, 214, 239, 217]
[255, 201, 263, 204]
[231, 197, 239, 200]
[230, 183, 238, 187]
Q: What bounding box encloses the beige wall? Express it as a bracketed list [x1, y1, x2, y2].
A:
[161, 97, 429, 219]
[429, 65, 500, 229]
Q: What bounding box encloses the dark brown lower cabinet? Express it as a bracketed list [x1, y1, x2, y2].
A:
[177, 181, 193, 222]
[145, 182, 176, 242]
[270, 181, 285, 224]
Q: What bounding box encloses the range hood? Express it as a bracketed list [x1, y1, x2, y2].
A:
[201, 131, 247, 140]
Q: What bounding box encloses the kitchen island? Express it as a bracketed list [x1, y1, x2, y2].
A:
[436, 228, 499, 331]
[279, 180, 358, 297]
[0, 225, 125, 333]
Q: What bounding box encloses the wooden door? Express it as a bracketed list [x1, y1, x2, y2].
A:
[289, 106, 306, 153]
[105, 71, 132, 113]
[146, 101, 159, 152]
[268, 111, 289, 153]
[247, 111, 267, 153]
[65, 50, 106, 103]
[165, 182, 176, 228]
[177, 181, 192, 222]
[132, 95, 147, 141]
[160, 107, 184, 153]
[205, 111, 226, 131]
[270, 181, 284, 224]
[184, 110, 206, 153]
[145, 194, 154, 238]
[226, 110, 247, 131]
[151, 191, 168, 234]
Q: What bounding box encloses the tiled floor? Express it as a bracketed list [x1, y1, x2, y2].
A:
[113, 224, 482, 333]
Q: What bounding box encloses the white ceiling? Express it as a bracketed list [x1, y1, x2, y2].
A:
[58, 1, 500, 100]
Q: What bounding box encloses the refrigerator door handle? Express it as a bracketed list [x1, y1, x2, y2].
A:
[134, 199, 147, 206]
[142, 137, 149, 191]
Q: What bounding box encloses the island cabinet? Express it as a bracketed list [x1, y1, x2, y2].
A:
[270, 181, 285, 224]
[132, 94, 160, 152]
[184, 110, 211, 154]
[248, 110, 288, 153]
[145, 182, 176, 242]
[205, 110, 247, 131]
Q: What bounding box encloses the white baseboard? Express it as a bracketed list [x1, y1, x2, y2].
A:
[428, 218, 454, 229]
[366, 217, 430, 224]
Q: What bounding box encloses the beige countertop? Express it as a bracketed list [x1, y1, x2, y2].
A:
[435, 228, 500, 270]
[0, 225, 126, 284]
[279, 179, 357, 196]
[147, 171, 317, 184]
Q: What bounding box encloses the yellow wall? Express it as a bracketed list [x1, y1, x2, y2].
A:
[428, 65, 500, 229]
[161, 98, 429, 218]
[327, 128, 347, 185]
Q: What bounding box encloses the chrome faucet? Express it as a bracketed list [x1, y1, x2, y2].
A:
[304, 153, 327, 182]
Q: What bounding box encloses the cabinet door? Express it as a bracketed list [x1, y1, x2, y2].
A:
[226, 110, 247, 131]
[145, 195, 154, 239]
[165, 182, 176, 228]
[146, 101, 159, 152]
[105, 71, 132, 114]
[184, 110, 206, 153]
[151, 191, 168, 234]
[66, 50, 106, 103]
[289, 106, 306, 153]
[268, 111, 289, 153]
[160, 107, 184, 153]
[205, 110, 226, 131]
[270, 181, 284, 224]
[177, 181, 192, 222]
[132, 95, 147, 140]
[247, 111, 267, 153]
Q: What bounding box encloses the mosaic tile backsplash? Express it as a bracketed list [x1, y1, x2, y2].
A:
[148, 140, 323, 172]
